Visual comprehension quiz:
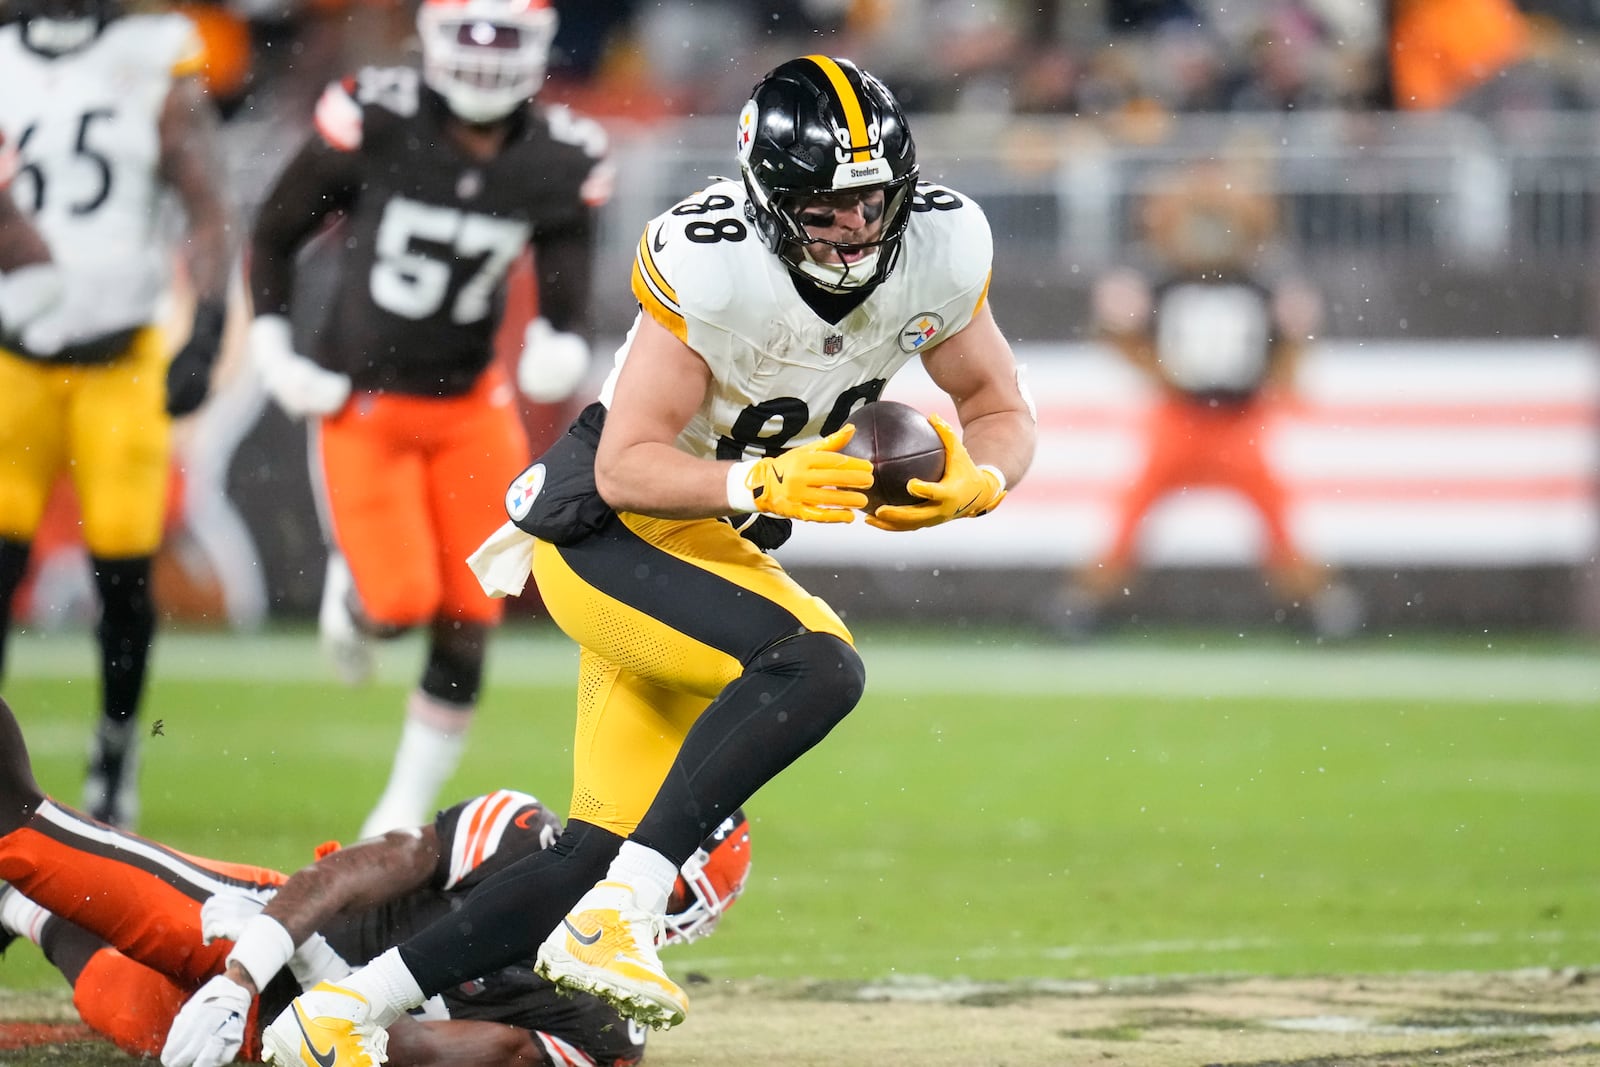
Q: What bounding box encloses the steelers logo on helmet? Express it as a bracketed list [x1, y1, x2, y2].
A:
[417, 0, 558, 124]
[738, 55, 918, 293]
[736, 100, 759, 162]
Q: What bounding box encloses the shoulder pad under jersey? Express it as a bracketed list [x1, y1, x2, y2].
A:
[438, 789, 561, 890]
[314, 66, 423, 151]
[631, 179, 764, 343]
[902, 181, 995, 307]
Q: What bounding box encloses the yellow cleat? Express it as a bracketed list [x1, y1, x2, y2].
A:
[535, 880, 689, 1029]
[260, 981, 390, 1067]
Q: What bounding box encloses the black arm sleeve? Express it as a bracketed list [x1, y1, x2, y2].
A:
[248, 136, 362, 317]
[532, 214, 595, 336]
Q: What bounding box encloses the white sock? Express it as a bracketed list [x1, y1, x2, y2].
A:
[0, 886, 50, 947]
[605, 841, 678, 915]
[359, 691, 473, 838]
[338, 947, 425, 1028]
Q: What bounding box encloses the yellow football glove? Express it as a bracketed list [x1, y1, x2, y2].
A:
[728, 426, 873, 524]
[867, 414, 1007, 532]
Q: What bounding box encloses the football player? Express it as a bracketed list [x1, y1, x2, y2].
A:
[0, 694, 751, 1067]
[1040, 159, 1364, 641]
[0, 0, 233, 829]
[261, 54, 1036, 1063]
[247, 0, 612, 842]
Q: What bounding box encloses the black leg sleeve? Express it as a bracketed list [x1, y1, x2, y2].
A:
[632, 630, 866, 866]
[419, 619, 487, 707]
[0, 538, 33, 682]
[396, 820, 622, 994]
[90, 556, 155, 725]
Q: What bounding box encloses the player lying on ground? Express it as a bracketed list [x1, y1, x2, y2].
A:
[0, 696, 751, 1066]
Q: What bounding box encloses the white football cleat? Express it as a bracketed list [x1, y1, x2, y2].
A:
[319, 553, 374, 686]
[535, 880, 688, 1029]
[261, 981, 389, 1067]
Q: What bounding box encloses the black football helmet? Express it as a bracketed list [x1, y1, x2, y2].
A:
[17, 0, 119, 55]
[737, 55, 918, 292]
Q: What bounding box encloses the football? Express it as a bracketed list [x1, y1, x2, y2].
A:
[840, 400, 946, 513]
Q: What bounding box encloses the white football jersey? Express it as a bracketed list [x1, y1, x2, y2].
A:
[608, 178, 993, 461]
[0, 15, 203, 345]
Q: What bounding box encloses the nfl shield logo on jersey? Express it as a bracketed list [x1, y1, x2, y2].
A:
[506, 463, 546, 522]
[823, 333, 844, 356]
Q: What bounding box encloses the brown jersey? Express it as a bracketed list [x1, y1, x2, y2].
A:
[250, 66, 609, 396]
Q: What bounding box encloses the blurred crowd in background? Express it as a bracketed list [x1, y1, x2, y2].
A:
[15, 0, 1598, 129]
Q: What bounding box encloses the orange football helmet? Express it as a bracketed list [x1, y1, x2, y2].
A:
[662, 809, 752, 946]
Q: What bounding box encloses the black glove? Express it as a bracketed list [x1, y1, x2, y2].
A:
[165, 300, 227, 417]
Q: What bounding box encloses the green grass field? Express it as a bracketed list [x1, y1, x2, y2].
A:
[3, 622, 1597, 995]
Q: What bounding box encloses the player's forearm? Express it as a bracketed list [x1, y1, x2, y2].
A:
[261, 833, 437, 942]
[248, 140, 356, 315]
[182, 214, 231, 305]
[0, 195, 48, 271]
[388, 1019, 544, 1067]
[533, 225, 595, 336]
[160, 79, 233, 303]
[957, 406, 1036, 490]
[595, 441, 740, 518]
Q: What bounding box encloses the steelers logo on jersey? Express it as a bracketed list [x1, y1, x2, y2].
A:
[898, 313, 944, 353]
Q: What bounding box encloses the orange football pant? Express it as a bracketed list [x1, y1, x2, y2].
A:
[314, 366, 530, 628]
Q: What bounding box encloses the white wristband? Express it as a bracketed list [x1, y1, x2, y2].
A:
[976, 464, 1007, 493]
[225, 913, 296, 992]
[726, 460, 758, 513]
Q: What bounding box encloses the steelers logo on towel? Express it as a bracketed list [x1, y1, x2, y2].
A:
[505, 464, 546, 522]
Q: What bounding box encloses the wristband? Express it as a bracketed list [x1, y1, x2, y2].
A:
[224, 913, 296, 992]
[976, 464, 1007, 493]
[726, 460, 758, 513]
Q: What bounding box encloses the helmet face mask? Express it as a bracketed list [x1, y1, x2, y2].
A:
[18, 0, 119, 56]
[738, 55, 918, 293]
[661, 810, 752, 947]
[417, 0, 556, 124]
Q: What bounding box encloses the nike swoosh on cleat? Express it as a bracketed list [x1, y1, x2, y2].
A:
[293, 1007, 339, 1067]
[563, 918, 605, 946]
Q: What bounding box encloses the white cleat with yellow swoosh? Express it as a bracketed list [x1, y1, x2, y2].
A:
[261, 981, 389, 1067]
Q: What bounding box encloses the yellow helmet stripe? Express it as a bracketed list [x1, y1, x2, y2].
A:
[802, 54, 872, 163]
